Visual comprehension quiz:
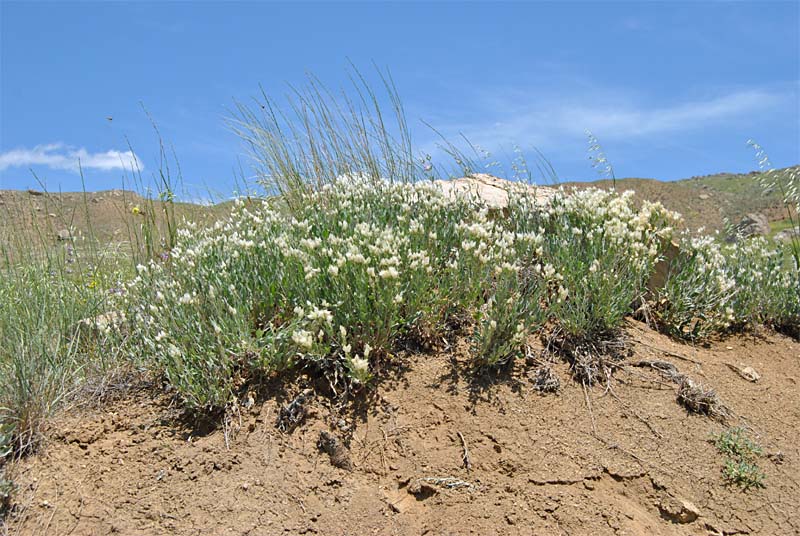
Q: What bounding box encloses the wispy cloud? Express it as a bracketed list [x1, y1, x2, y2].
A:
[558, 89, 781, 138]
[419, 86, 788, 155]
[0, 143, 142, 173]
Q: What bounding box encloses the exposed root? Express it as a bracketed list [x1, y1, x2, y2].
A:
[276, 388, 313, 433]
[582, 382, 598, 436]
[529, 366, 560, 394]
[629, 359, 729, 421]
[545, 330, 630, 388]
[457, 431, 472, 474]
[629, 359, 682, 381]
[416, 477, 473, 490]
[677, 378, 729, 420]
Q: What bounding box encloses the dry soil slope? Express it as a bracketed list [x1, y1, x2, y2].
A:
[5, 322, 800, 536]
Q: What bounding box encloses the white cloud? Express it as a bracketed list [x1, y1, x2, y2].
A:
[0, 143, 142, 173]
[420, 87, 787, 155]
[558, 89, 779, 138]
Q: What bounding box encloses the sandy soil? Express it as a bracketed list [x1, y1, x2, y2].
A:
[4, 322, 800, 535]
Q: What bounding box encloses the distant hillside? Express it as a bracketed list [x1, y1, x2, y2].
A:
[0, 188, 226, 265]
[2, 167, 796, 264]
[565, 167, 796, 234]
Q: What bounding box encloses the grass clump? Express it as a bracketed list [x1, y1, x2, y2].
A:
[0, 259, 122, 455]
[713, 427, 766, 490]
[0, 423, 12, 516]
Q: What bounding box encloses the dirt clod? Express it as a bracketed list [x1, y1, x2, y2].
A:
[659, 496, 700, 524]
[316, 430, 352, 471]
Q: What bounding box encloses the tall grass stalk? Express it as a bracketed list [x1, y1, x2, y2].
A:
[748, 141, 799, 269]
[230, 67, 422, 210]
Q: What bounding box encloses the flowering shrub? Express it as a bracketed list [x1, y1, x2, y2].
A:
[656, 233, 799, 340]
[122, 179, 537, 408]
[508, 187, 679, 343]
[655, 234, 737, 340]
[726, 238, 800, 333]
[119, 177, 688, 410]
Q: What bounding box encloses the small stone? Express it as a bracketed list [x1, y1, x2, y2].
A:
[739, 366, 760, 382]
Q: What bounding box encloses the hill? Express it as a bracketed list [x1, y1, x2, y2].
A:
[563, 167, 795, 235]
[3, 167, 795, 265]
[0, 188, 228, 266]
[2, 173, 798, 536]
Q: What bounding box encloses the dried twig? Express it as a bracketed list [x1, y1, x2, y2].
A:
[457, 431, 472, 473]
[420, 476, 473, 489]
[223, 402, 242, 450]
[582, 382, 597, 436]
[276, 388, 313, 433]
[631, 340, 702, 365]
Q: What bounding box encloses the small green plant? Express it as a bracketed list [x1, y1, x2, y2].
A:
[472, 264, 545, 369]
[722, 459, 766, 491]
[713, 427, 766, 490]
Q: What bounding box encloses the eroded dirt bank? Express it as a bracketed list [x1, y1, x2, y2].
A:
[5, 322, 800, 536]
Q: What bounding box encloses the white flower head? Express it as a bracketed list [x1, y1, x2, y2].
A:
[291, 329, 314, 350]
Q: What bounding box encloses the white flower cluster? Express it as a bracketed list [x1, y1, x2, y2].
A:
[658, 231, 799, 339]
[122, 175, 692, 405]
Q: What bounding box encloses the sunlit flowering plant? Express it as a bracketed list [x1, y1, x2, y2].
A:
[119, 175, 693, 410]
[656, 232, 799, 340]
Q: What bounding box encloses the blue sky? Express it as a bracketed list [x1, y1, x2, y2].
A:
[1, 1, 798, 197]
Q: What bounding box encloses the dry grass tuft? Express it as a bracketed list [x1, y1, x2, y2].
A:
[678, 378, 728, 420]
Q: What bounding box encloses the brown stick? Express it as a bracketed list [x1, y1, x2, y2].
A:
[631, 340, 702, 365]
[457, 431, 472, 474]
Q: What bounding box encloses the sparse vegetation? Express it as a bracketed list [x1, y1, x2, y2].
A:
[714, 427, 766, 490]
